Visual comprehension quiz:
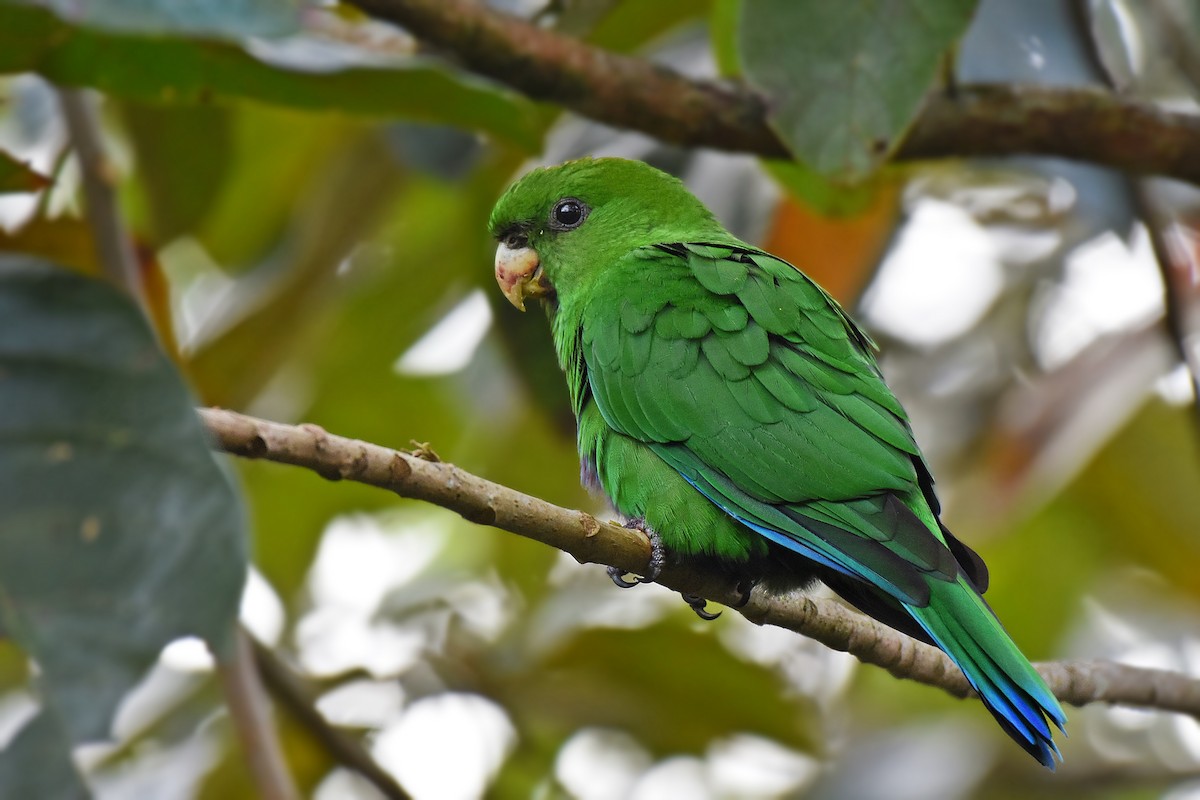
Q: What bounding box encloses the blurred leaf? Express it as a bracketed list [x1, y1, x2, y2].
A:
[0, 217, 96, 270]
[493, 623, 819, 756]
[760, 177, 902, 305]
[1070, 400, 1200, 596]
[10, 0, 299, 39]
[385, 122, 483, 182]
[709, 0, 740, 76]
[0, 218, 181, 355]
[971, 398, 1200, 655]
[586, 0, 710, 51]
[762, 160, 886, 216]
[222, 159, 590, 597]
[0, 4, 544, 151]
[0, 148, 50, 194]
[194, 169, 455, 592]
[0, 261, 247, 752]
[492, 300, 576, 438]
[981, 499, 1104, 659]
[119, 101, 233, 245]
[711, 0, 898, 214]
[737, 0, 978, 180]
[191, 106, 357, 268]
[548, 0, 623, 37]
[0, 711, 90, 799]
[185, 129, 405, 408]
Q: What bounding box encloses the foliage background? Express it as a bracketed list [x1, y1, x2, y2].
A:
[2, 0, 1200, 798]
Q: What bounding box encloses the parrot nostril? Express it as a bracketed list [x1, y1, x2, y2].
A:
[505, 232, 528, 250]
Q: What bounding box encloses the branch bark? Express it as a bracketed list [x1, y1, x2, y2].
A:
[213, 630, 301, 800]
[348, 0, 1200, 185]
[250, 639, 412, 800]
[200, 407, 1200, 719]
[57, 89, 147, 308]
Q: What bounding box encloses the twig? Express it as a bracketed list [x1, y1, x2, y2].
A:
[214, 630, 301, 800]
[1073, 0, 1200, 441]
[348, 0, 1200, 185]
[250, 638, 413, 800]
[200, 407, 1200, 719]
[1134, 188, 1200, 432]
[56, 89, 147, 309]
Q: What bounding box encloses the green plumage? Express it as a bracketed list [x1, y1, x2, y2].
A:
[489, 157, 1065, 767]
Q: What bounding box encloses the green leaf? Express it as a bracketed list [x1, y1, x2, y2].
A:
[0, 4, 544, 151]
[586, 0, 709, 51]
[763, 159, 885, 217]
[119, 101, 233, 244]
[0, 149, 50, 194]
[0, 711, 91, 799]
[737, 0, 978, 181]
[10, 0, 299, 40]
[0, 261, 247, 752]
[500, 622, 821, 755]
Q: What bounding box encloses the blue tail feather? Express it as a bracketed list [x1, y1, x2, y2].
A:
[909, 582, 1065, 769]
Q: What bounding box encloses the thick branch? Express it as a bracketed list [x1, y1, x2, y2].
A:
[201, 407, 1200, 719]
[348, 0, 1200, 185]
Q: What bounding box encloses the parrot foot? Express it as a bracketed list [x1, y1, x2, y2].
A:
[606, 519, 664, 588]
[681, 594, 721, 621]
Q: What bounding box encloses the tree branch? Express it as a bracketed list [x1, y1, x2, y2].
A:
[250, 638, 412, 800]
[213, 630, 301, 800]
[347, 0, 1200, 185]
[57, 89, 147, 308]
[200, 407, 1200, 719]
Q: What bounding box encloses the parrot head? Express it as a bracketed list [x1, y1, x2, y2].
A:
[488, 158, 723, 311]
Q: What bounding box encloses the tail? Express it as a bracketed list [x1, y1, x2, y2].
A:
[907, 578, 1066, 769]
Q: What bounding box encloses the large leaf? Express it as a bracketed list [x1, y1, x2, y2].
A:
[0, 261, 247, 761]
[0, 710, 90, 799]
[711, 0, 891, 214]
[737, 0, 978, 181]
[12, 0, 299, 39]
[0, 4, 544, 151]
[0, 148, 50, 194]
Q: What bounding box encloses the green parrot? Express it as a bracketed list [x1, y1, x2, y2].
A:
[489, 157, 1065, 768]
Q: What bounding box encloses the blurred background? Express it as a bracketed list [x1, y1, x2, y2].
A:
[3, 0, 1200, 797]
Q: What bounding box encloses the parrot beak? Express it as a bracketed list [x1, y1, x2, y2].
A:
[495, 242, 547, 311]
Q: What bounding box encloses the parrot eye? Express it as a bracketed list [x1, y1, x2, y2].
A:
[550, 198, 588, 230]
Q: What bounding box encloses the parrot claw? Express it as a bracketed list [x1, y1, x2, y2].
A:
[682, 594, 721, 621]
[734, 578, 758, 608]
[606, 518, 665, 588]
[606, 565, 641, 588]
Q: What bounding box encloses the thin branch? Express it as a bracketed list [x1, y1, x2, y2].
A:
[213, 630, 301, 800]
[1074, 0, 1200, 444]
[1133, 187, 1200, 434]
[200, 407, 1200, 719]
[348, 0, 1200, 185]
[56, 89, 147, 309]
[250, 638, 413, 800]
